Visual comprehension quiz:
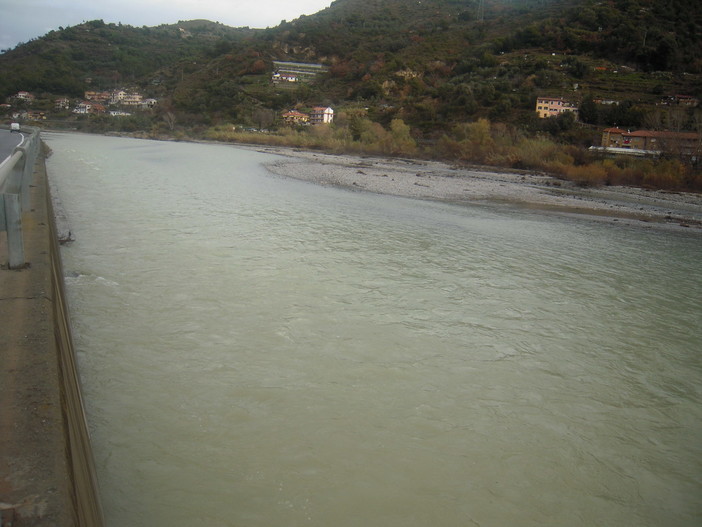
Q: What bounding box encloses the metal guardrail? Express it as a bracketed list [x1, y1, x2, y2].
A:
[0, 125, 41, 269]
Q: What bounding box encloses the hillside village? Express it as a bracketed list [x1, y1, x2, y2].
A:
[3, 84, 333, 127]
[4, 88, 157, 120]
[1, 0, 701, 190]
[5, 64, 699, 161]
[534, 94, 701, 159]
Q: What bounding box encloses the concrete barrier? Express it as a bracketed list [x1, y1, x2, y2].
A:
[0, 145, 104, 526]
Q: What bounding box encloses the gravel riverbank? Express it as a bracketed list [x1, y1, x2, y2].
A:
[260, 147, 702, 233]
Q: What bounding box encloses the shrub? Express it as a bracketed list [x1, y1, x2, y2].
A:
[201, 116, 702, 193]
[511, 138, 573, 170]
[561, 163, 607, 186]
[642, 158, 686, 190]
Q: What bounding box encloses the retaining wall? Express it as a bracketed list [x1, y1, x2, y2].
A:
[0, 146, 103, 526]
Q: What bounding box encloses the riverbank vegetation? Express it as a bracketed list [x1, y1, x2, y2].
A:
[34, 108, 702, 193]
[202, 117, 701, 192]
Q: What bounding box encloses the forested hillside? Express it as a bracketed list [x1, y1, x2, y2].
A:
[0, 19, 255, 97]
[1, 0, 701, 180]
[501, 0, 702, 73]
[153, 0, 699, 132]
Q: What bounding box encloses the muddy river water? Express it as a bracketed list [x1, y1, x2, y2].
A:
[45, 133, 702, 526]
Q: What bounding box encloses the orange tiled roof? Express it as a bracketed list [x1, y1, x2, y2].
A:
[625, 130, 699, 139]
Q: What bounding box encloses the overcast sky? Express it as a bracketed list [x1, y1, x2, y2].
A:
[0, 0, 333, 51]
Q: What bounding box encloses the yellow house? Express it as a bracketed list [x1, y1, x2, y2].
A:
[282, 110, 309, 125]
[535, 97, 579, 119]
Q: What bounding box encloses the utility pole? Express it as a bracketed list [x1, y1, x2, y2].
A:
[477, 0, 485, 22]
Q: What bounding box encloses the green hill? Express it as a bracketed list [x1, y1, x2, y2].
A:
[1, 0, 701, 136]
[169, 0, 702, 133]
[0, 19, 255, 98]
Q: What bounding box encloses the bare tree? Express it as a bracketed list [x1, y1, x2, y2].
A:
[666, 107, 686, 133]
[693, 109, 702, 164]
[642, 107, 663, 130]
[163, 111, 176, 131]
[252, 108, 275, 130]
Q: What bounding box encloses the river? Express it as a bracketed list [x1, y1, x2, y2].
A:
[44, 132, 702, 526]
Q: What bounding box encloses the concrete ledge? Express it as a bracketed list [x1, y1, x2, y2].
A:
[0, 147, 103, 526]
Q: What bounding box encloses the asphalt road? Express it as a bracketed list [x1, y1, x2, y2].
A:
[0, 127, 25, 168]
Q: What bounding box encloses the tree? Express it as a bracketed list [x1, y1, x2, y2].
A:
[579, 95, 599, 125]
[163, 111, 176, 131]
[252, 108, 275, 130]
[666, 107, 687, 133]
[541, 111, 576, 136]
[565, 58, 589, 79]
[388, 118, 417, 154]
[643, 107, 663, 131]
[605, 100, 642, 128]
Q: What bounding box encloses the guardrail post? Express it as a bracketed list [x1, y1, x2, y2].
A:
[16, 144, 35, 209]
[4, 192, 25, 269]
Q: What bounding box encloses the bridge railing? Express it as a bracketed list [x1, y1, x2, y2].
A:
[0, 125, 41, 269]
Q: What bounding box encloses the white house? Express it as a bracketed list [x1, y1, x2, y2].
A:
[272, 73, 298, 83]
[309, 106, 334, 125]
[14, 91, 35, 101]
[73, 102, 92, 114]
[55, 97, 71, 110]
[110, 90, 127, 104]
[121, 93, 143, 106]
